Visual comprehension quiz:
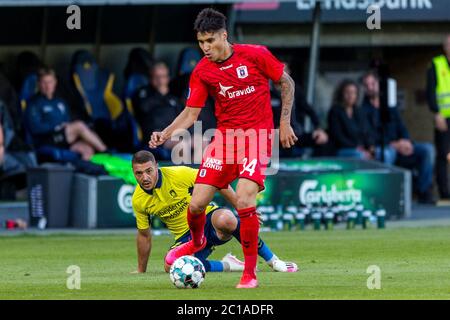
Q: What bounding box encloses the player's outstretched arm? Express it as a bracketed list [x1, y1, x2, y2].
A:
[149, 107, 202, 148]
[133, 228, 152, 273]
[278, 71, 298, 148]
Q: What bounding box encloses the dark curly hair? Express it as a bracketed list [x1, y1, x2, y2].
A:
[194, 8, 227, 33]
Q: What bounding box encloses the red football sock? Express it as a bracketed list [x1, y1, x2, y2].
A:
[187, 207, 206, 247]
[237, 207, 259, 279]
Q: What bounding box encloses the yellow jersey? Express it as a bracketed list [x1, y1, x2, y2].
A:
[132, 166, 218, 240]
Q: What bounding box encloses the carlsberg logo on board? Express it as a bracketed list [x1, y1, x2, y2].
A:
[299, 180, 362, 204]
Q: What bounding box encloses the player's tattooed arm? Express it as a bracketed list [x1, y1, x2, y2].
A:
[279, 71, 295, 123]
[278, 72, 298, 148]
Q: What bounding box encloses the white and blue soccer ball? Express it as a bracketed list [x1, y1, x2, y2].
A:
[169, 255, 206, 289]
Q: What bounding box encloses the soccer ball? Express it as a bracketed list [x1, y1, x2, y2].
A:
[169, 255, 206, 289]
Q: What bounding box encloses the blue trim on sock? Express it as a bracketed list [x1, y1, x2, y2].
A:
[233, 214, 274, 262]
[207, 260, 224, 272]
[258, 238, 274, 262]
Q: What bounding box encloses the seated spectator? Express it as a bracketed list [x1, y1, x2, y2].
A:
[0, 101, 37, 199]
[271, 62, 329, 158]
[133, 62, 185, 159]
[25, 68, 107, 161]
[362, 71, 435, 204]
[1, 100, 37, 169]
[328, 79, 374, 159]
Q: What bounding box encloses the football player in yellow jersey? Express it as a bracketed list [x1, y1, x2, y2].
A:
[131, 150, 298, 274]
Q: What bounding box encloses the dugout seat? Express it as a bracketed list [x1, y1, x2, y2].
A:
[122, 48, 153, 148]
[19, 73, 38, 113]
[122, 73, 146, 148]
[177, 47, 202, 76]
[16, 51, 43, 114]
[71, 50, 123, 122]
[70, 50, 134, 152]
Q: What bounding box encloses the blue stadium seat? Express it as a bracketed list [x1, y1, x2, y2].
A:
[71, 50, 134, 152]
[18, 73, 38, 113]
[122, 47, 153, 148]
[71, 50, 123, 123]
[124, 73, 149, 101]
[177, 47, 202, 76]
[16, 51, 42, 115]
[123, 73, 147, 148]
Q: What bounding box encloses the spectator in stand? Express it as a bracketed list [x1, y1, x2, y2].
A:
[271, 62, 329, 157]
[362, 71, 435, 204]
[426, 34, 450, 200]
[0, 100, 37, 200]
[0, 99, 37, 174]
[133, 62, 185, 159]
[328, 79, 374, 159]
[25, 68, 107, 161]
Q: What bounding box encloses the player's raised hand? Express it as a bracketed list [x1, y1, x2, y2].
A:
[279, 123, 298, 148]
[149, 131, 167, 149]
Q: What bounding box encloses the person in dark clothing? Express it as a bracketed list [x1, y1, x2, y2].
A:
[0, 100, 37, 174]
[426, 34, 450, 200]
[328, 80, 374, 159]
[362, 71, 435, 204]
[170, 73, 216, 133]
[133, 62, 186, 159]
[271, 62, 328, 157]
[0, 99, 37, 200]
[25, 68, 107, 160]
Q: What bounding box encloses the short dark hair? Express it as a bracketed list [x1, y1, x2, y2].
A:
[194, 8, 227, 34]
[38, 67, 56, 80]
[151, 61, 169, 75]
[361, 70, 379, 83]
[132, 150, 156, 165]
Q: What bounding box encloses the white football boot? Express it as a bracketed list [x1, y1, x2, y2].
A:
[221, 253, 245, 272]
[269, 257, 299, 273]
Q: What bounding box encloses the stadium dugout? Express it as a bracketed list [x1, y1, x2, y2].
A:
[0, 0, 449, 230]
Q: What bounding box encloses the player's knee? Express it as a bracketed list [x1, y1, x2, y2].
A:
[74, 120, 90, 133]
[189, 202, 207, 215]
[213, 210, 237, 234]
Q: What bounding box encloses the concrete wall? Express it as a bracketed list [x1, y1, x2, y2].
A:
[387, 47, 441, 143]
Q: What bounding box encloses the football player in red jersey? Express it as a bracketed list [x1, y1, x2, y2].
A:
[149, 8, 297, 288]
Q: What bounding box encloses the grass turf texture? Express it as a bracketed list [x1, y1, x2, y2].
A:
[1, 227, 450, 299]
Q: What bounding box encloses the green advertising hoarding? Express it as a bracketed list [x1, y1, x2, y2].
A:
[213, 159, 411, 219]
[70, 159, 410, 228]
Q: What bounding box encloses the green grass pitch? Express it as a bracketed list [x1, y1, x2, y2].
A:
[1, 226, 450, 300]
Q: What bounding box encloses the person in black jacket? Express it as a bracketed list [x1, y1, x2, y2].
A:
[271, 62, 329, 157]
[328, 79, 374, 159]
[362, 71, 435, 204]
[133, 62, 186, 160]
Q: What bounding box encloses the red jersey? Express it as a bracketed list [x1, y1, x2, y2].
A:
[186, 44, 284, 132]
